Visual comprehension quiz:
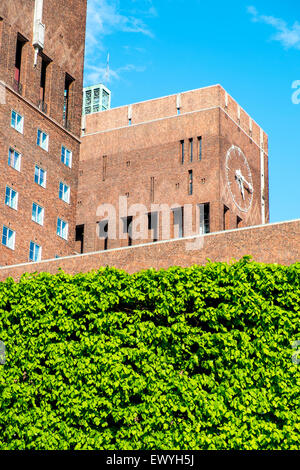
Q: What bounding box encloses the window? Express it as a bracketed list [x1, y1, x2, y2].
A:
[59, 182, 70, 204]
[198, 203, 210, 234]
[34, 165, 46, 187]
[29, 241, 41, 262]
[98, 220, 108, 251]
[2, 226, 15, 250]
[32, 202, 44, 225]
[102, 89, 110, 110]
[5, 186, 18, 210]
[148, 212, 158, 242]
[198, 136, 202, 160]
[150, 176, 155, 203]
[180, 140, 184, 164]
[223, 205, 229, 231]
[11, 110, 24, 133]
[76, 224, 85, 254]
[61, 146, 72, 168]
[188, 170, 193, 195]
[14, 34, 26, 89]
[39, 55, 50, 110]
[37, 129, 49, 151]
[172, 207, 184, 238]
[8, 148, 21, 171]
[103, 155, 107, 181]
[189, 138, 193, 162]
[57, 218, 68, 240]
[63, 74, 74, 126]
[122, 216, 133, 246]
[237, 216, 243, 228]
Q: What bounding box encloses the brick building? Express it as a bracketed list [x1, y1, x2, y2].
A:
[0, 0, 87, 266]
[77, 85, 269, 254]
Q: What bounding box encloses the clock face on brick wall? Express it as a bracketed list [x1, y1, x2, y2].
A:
[225, 145, 254, 213]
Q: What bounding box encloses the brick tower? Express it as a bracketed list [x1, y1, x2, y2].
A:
[0, 0, 87, 265]
[77, 85, 269, 254]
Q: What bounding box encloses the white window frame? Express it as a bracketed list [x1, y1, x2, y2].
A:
[32, 202, 44, 226]
[61, 146, 72, 168]
[59, 181, 70, 204]
[2, 225, 15, 250]
[8, 148, 21, 172]
[37, 129, 49, 151]
[11, 110, 24, 134]
[57, 218, 68, 240]
[5, 186, 18, 210]
[29, 241, 42, 262]
[34, 165, 47, 188]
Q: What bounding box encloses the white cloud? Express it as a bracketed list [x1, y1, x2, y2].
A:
[85, 0, 154, 85]
[248, 6, 300, 50]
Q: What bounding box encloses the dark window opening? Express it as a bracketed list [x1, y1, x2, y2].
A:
[63, 74, 74, 127]
[188, 170, 193, 195]
[172, 207, 184, 238]
[39, 55, 50, 112]
[148, 212, 158, 242]
[150, 177, 155, 203]
[199, 203, 210, 234]
[14, 34, 26, 92]
[99, 220, 109, 250]
[103, 155, 107, 181]
[189, 138, 193, 162]
[180, 140, 184, 164]
[198, 136, 202, 160]
[237, 216, 243, 228]
[75, 224, 84, 254]
[122, 216, 133, 246]
[223, 205, 230, 231]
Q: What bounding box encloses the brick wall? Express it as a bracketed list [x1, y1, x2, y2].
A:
[0, 220, 298, 281]
[0, 0, 87, 265]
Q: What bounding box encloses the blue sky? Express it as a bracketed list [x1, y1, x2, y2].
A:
[84, 0, 300, 224]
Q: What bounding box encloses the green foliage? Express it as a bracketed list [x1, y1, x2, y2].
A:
[0, 257, 299, 450]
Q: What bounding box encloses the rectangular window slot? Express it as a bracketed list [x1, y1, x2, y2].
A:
[198, 203, 210, 234]
[75, 224, 85, 254]
[172, 207, 184, 238]
[188, 170, 193, 195]
[180, 140, 184, 164]
[198, 136, 202, 160]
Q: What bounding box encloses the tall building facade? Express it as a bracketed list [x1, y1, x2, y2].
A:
[77, 85, 269, 254]
[0, 0, 87, 265]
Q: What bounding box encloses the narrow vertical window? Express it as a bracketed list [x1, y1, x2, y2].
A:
[34, 165, 46, 187]
[39, 56, 50, 111]
[237, 216, 243, 228]
[198, 203, 210, 234]
[223, 205, 229, 231]
[99, 220, 109, 250]
[103, 155, 107, 181]
[76, 225, 85, 254]
[59, 182, 70, 204]
[180, 140, 184, 164]
[63, 74, 74, 127]
[37, 129, 49, 151]
[150, 177, 155, 202]
[189, 138, 193, 162]
[172, 207, 184, 238]
[188, 170, 193, 195]
[14, 34, 26, 92]
[148, 212, 158, 242]
[122, 216, 133, 246]
[198, 136, 202, 160]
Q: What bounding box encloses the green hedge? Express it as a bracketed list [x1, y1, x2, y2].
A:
[0, 257, 299, 450]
